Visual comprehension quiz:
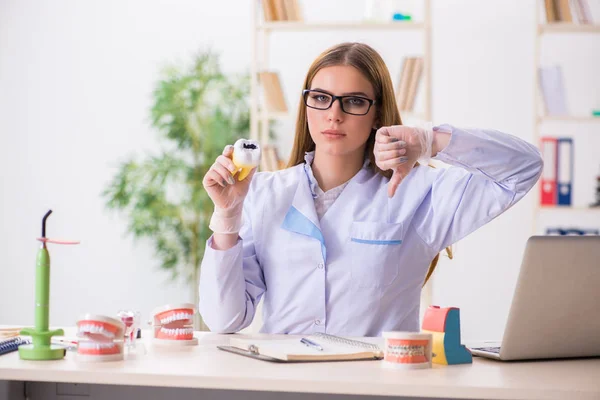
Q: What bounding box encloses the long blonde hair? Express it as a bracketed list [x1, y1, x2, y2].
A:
[286, 42, 452, 285]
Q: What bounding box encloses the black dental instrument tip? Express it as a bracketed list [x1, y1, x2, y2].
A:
[42, 209, 52, 238]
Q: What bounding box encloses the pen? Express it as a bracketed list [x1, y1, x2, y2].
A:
[300, 337, 323, 351]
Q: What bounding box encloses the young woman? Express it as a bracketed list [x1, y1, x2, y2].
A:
[199, 43, 543, 336]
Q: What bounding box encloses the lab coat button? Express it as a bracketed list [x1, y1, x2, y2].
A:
[317, 262, 324, 269]
[314, 319, 321, 325]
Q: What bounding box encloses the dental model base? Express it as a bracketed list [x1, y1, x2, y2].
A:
[151, 303, 198, 346]
[232, 139, 261, 181]
[76, 315, 125, 362]
[421, 306, 472, 365]
[19, 210, 79, 361]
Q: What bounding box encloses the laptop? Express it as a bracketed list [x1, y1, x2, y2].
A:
[470, 235, 600, 361]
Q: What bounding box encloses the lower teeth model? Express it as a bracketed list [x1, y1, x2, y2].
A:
[151, 303, 198, 346]
[76, 315, 125, 362]
[232, 139, 261, 181]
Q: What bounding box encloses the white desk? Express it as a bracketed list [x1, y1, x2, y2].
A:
[1, 331, 599, 400]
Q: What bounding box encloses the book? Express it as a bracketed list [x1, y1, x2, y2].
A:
[556, 137, 573, 206]
[541, 137, 558, 205]
[261, 0, 276, 22]
[572, 0, 594, 24]
[259, 71, 288, 113]
[272, 0, 288, 21]
[396, 57, 423, 112]
[396, 57, 414, 111]
[218, 333, 383, 363]
[556, 0, 573, 22]
[405, 57, 424, 111]
[538, 66, 568, 116]
[260, 145, 282, 171]
[544, 0, 557, 22]
[0, 337, 31, 356]
[283, 0, 302, 21]
[544, 0, 575, 22]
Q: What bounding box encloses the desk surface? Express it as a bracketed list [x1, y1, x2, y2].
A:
[0, 330, 599, 400]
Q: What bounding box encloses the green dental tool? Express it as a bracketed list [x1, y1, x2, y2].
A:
[19, 210, 79, 360]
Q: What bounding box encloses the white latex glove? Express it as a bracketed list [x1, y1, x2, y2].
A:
[374, 122, 434, 198]
[202, 141, 260, 234]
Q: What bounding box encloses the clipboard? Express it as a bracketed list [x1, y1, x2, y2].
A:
[217, 333, 383, 363]
[217, 345, 288, 363]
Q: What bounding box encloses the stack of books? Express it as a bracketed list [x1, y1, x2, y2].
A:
[261, 0, 303, 22]
[396, 57, 424, 113]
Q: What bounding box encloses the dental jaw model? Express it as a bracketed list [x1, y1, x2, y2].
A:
[76, 315, 125, 362]
[232, 139, 261, 181]
[151, 303, 198, 346]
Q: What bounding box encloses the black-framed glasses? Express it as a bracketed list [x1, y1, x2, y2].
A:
[302, 89, 376, 116]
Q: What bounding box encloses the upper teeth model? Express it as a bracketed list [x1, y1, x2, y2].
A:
[76, 314, 125, 362]
[151, 303, 198, 346]
[232, 139, 261, 181]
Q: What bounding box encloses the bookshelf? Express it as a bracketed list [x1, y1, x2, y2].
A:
[259, 21, 426, 31]
[248, 0, 435, 325]
[539, 205, 600, 211]
[538, 22, 600, 33]
[538, 115, 600, 123]
[532, 0, 600, 234]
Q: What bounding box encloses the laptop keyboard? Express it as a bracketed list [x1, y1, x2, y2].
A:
[473, 346, 501, 354]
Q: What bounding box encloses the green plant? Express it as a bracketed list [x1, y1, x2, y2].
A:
[102, 50, 250, 329]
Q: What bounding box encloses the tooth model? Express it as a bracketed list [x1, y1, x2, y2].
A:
[232, 139, 261, 181]
[76, 314, 125, 362]
[151, 303, 198, 346]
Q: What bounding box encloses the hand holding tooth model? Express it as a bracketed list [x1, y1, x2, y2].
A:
[202, 139, 261, 235]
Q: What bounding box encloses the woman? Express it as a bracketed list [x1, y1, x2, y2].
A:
[199, 43, 543, 336]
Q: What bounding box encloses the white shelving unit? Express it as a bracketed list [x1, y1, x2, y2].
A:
[538, 115, 600, 123]
[532, 0, 600, 234]
[538, 22, 600, 33]
[250, 0, 433, 147]
[259, 21, 426, 31]
[247, 1, 436, 327]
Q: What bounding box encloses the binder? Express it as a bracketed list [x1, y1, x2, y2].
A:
[538, 66, 567, 116]
[0, 337, 31, 356]
[218, 333, 383, 363]
[540, 137, 558, 205]
[557, 137, 573, 206]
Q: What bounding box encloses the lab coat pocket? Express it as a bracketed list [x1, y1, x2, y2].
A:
[349, 221, 403, 289]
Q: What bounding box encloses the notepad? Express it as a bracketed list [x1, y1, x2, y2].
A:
[0, 337, 31, 356]
[218, 333, 383, 363]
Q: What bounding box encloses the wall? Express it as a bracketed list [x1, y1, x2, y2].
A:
[1, 0, 598, 342]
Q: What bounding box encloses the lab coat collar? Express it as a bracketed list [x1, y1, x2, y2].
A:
[280, 154, 373, 263]
[281, 166, 326, 262]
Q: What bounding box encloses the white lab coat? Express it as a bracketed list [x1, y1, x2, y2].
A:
[199, 124, 543, 336]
